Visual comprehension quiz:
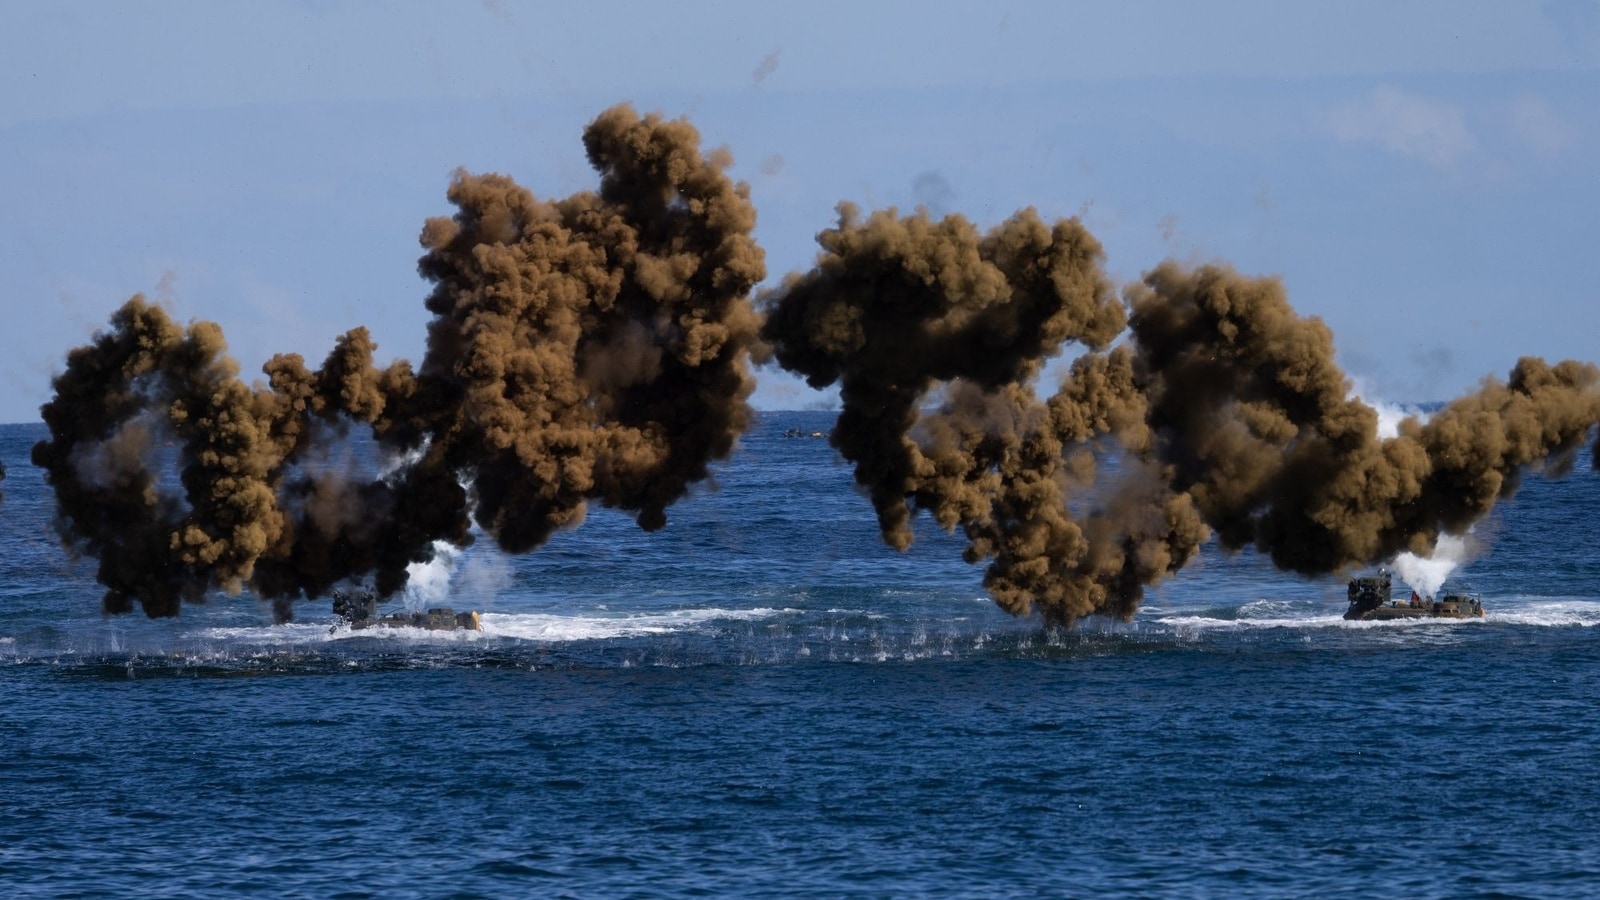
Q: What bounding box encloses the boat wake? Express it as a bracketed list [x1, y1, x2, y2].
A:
[1147, 595, 1600, 633]
[190, 606, 793, 645]
[1480, 599, 1600, 627]
[5, 591, 1599, 674]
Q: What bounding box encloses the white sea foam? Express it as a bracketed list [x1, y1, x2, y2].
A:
[199, 622, 351, 643]
[1485, 600, 1600, 627]
[195, 606, 790, 645]
[1233, 598, 1307, 619]
[481, 607, 785, 641]
[1153, 613, 1349, 632]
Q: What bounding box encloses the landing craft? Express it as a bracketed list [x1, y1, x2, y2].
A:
[331, 587, 482, 632]
[1344, 571, 1485, 621]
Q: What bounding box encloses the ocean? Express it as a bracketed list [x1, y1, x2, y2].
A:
[2, 412, 1598, 897]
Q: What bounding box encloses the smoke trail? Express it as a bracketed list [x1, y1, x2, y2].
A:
[32, 104, 765, 621]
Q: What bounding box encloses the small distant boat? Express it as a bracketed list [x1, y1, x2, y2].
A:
[331, 588, 482, 631]
[1344, 571, 1485, 621]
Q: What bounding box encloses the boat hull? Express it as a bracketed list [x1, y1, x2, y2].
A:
[331, 589, 482, 631]
[1343, 573, 1484, 620]
[1345, 602, 1485, 621]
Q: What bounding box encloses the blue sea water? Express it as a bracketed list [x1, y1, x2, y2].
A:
[2, 412, 1599, 898]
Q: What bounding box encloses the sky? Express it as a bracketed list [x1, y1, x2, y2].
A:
[2, 0, 1598, 423]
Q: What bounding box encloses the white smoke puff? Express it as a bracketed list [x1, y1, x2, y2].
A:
[379, 436, 431, 479]
[1349, 378, 1429, 439]
[453, 547, 512, 609]
[403, 539, 461, 610]
[1391, 532, 1471, 599]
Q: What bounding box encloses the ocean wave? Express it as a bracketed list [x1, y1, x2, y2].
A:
[1483, 600, 1600, 627]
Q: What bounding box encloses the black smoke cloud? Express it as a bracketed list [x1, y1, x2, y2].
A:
[30, 105, 1600, 627]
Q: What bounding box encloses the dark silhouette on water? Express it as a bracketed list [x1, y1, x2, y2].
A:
[1343, 571, 1485, 621]
[331, 587, 481, 631]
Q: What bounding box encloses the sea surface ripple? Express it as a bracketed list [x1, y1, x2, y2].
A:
[3, 415, 1600, 897]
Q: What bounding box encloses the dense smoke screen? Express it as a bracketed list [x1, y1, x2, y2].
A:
[31, 104, 766, 620]
[757, 204, 1204, 626]
[763, 229, 1600, 627]
[29, 104, 1600, 626]
[1119, 264, 1600, 576]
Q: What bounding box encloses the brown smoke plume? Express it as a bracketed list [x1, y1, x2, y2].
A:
[763, 217, 1600, 627]
[32, 104, 765, 620]
[30, 103, 1600, 629]
[30, 298, 289, 616]
[758, 204, 1204, 626]
[1120, 263, 1600, 575]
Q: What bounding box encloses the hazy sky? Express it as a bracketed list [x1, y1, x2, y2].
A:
[3, 0, 1598, 423]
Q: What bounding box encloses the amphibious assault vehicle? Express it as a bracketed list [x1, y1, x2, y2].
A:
[1344, 571, 1485, 621]
[331, 588, 482, 632]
